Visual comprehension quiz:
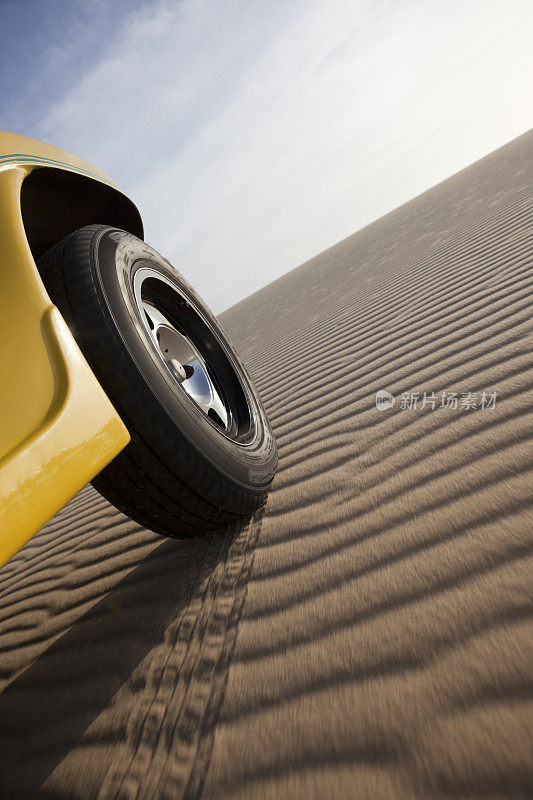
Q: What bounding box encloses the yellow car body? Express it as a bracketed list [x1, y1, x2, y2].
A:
[0, 132, 146, 567]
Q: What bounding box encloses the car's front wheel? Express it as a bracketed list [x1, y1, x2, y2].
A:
[39, 225, 277, 536]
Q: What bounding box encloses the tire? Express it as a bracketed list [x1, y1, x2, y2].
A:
[39, 224, 277, 536]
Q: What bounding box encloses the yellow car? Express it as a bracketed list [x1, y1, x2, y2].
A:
[0, 131, 277, 568]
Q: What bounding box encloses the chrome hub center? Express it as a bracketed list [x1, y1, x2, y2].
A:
[137, 293, 229, 430]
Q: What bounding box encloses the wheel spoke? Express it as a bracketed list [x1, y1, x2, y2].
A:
[142, 301, 171, 338]
[208, 386, 229, 429]
[136, 279, 235, 434]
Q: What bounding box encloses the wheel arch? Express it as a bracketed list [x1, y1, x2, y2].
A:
[20, 166, 144, 265]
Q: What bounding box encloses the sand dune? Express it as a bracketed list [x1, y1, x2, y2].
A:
[0, 131, 532, 799]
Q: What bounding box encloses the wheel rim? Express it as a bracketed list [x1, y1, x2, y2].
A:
[132, 266, 254, 440]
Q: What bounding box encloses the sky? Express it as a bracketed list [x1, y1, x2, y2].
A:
[1, 0, 532, 312]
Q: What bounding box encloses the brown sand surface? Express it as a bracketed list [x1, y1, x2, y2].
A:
[0, 132, 532, 799]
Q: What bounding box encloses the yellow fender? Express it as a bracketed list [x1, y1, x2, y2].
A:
[0, 133, 143, 566]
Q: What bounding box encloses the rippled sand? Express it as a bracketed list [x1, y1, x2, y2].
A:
[1, 131, 531, 799]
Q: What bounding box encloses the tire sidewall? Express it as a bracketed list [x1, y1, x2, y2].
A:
[91, 228, 277, 491]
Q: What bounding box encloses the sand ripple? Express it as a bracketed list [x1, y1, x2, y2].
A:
[0, 133, 531, 799]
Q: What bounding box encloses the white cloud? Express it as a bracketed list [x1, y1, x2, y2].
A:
[25, 0, 533, 311]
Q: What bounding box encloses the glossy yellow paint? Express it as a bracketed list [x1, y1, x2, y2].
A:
[0, 134, 131, 567]
[0, 130, 115, 185]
